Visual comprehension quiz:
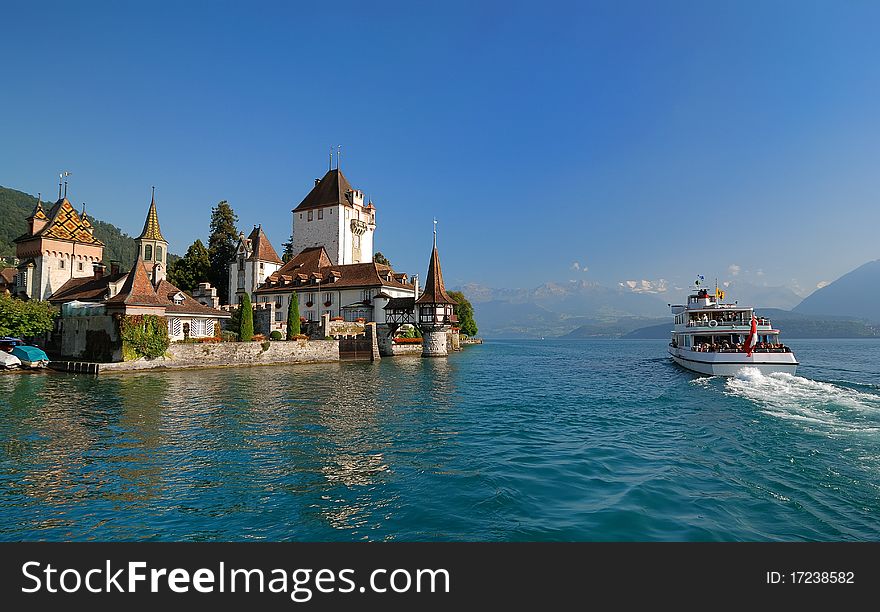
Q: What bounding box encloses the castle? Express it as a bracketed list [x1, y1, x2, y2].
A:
[229, 163, 458, 356]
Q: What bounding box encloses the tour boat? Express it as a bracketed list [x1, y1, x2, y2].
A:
[668, 287, 798, 376]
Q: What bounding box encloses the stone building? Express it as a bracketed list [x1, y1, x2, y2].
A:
[290, 167, 376, 266]
[228, 225, 283, 305]
[253, 246, 417, 333]
[50, 192, 229, 344]
[12, 194, 104, 300]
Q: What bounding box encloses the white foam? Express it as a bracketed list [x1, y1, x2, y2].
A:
[725, 367, 880, 433]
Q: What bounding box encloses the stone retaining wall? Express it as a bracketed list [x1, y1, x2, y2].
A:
[100, 339, 339, 372]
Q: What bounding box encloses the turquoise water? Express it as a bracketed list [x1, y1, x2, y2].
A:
[1, 339, 879, 541]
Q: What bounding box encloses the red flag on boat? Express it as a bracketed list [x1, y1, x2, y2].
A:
[744, 315, 758, 356]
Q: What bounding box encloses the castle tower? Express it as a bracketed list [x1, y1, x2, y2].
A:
[291, 166, 376, 266]
[136, 187, 168, 284]
[13, 189, 104, 301]
[415, 226, 457, 357]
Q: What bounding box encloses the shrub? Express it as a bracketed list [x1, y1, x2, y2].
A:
[239, 293, 254, 341]
[119, 315, 170, 360]
[270, 330, 283, 340]
[220, 330, 238, 342]
[260, 341, 271, 352]
[287, 293, 301, 339]
[393, 337, 423, 344]
[252, 333, 266, 342]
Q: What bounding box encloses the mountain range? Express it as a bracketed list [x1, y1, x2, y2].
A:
[458, 258, 880, 338]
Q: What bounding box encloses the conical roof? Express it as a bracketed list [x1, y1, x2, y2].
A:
[416, 245, 456, 305]
[106, 258, 164, 306]
[137, 191, 166, 242]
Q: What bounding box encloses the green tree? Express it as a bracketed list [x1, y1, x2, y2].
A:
[374, 252, 391, 267]
[282, 235, 295, 263]
[286, 292, 301, 339]
[167, 239, 210, 292]
[239, 293, 254, 341]
[208, 201, 239, 303]
[448, 290, 478, 337]
[0, 294, 57, 338]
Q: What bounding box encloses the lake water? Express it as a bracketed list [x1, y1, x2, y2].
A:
[1, 338, 879, 541]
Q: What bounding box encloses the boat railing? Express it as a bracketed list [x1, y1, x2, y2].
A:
[685, 317, 770, 328]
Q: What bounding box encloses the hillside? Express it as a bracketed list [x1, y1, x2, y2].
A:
[794, 259, 880, 323]
[622, 308, 879, 339]
[1, 185, 176, 268]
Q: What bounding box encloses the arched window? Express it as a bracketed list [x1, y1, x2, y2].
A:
[144, 244, 153, 260]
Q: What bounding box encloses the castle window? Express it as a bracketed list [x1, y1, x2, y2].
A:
[308, 210, 313, 221]
[318, 209, 323, 220]
[59, 258, 65, 269]
[275, 296, 283, 308]
[362, 289, 373, 301]
[259, 262, 264, 270]
[144, 245, 153, 260]
[323, 292, 332, 305]
[78, 262, 84, 271]
[238, 256, 245, 271]
[156, 246, 163, 261]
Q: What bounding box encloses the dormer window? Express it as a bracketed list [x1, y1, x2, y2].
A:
[172, 292, 185, 305]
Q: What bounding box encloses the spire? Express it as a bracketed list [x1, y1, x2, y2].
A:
[29, 194, 47, 220]
[106, 256, 163, 306]
[137, 186, 167, 242]
[415, 233, 456, 306]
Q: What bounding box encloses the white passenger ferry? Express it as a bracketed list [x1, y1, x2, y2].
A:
[668, 287, 798, 376]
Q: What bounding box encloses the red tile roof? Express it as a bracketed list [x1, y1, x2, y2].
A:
[293, 169, 354, 212]
[106, 259, 165, 306]
[49, 271, 129, 303]
[0, 268, 16, 285]
[246, 226, 283, 264]
[416, 246, 456, 305]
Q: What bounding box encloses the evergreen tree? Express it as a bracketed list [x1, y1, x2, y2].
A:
[286, 292, 301, 339]
[374, 252, 391, 267]
[282, 235, 294, 263]
[167, 239, 210, 292]
[208, 201, 239, 303]
[448, 290, 478, 337]
[239, 292, 254, 341]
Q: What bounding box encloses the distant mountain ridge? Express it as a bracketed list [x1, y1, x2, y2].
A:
[1, 185, 177, 269]
[794, 259, 880, 323]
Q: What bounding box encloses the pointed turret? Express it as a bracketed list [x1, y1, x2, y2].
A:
[135, 187, 168, 283]
[27, 194, 49, 235]
[137, 188, 166, 241]
[416, 225, 457, 357]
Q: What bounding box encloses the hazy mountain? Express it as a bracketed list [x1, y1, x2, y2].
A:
[456, 280, 669, 338]
[716, 280, 803, 310]
[794, 259, 880, 322]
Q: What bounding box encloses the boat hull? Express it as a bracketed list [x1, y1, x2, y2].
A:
[668, 346, 798, 376]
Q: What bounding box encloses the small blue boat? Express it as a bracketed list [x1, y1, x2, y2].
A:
[10, 344, 50, 369]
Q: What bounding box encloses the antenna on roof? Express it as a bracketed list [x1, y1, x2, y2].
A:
[60, 171, 72, 199]
[336, 144, 342, 170]
[433, 217, 437, 248]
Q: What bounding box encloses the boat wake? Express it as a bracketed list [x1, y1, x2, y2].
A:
[725, 367, 880, 434]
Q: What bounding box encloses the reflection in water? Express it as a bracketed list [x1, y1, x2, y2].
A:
[4, 340, 880, 541]
[0, 358, 459, 541]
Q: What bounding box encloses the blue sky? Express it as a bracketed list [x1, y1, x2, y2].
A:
[2, 1, 879, 297]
